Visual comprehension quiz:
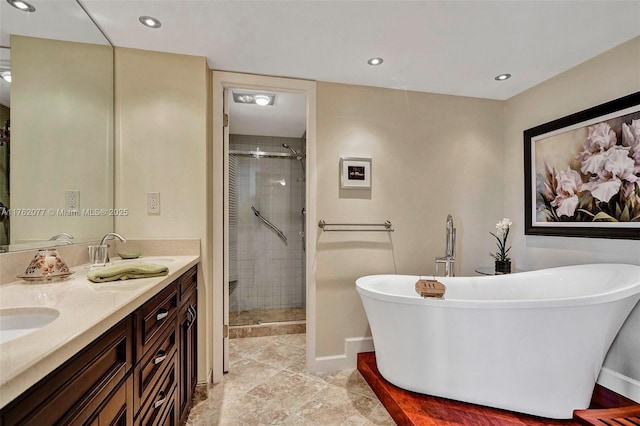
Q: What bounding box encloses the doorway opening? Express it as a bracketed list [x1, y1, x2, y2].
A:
[226, 89, 307, 339]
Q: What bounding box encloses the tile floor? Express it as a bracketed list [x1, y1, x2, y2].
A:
[186, 334, 395, 425]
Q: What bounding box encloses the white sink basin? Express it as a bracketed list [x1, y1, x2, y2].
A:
[0, 307, 59, 344]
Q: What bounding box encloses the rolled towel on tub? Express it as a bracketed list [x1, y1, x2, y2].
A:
[87, 262, 169, 283]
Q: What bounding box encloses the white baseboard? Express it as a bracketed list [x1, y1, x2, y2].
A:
[597, 367, 640, 403]
[308, 337, 374, 373]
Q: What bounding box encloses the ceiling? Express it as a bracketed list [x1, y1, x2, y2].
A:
[87, 0, 640, 137]
[2, 0, 640, 137]
[82, 0, 640, 101]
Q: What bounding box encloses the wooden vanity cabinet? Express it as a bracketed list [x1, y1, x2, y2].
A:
[0, 266, 198, 426]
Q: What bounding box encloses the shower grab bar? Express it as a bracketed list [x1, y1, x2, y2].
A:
[251, 206, 287, 243]
[318, 220, 394, 232]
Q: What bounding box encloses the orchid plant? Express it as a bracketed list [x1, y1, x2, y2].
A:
[490, 218, 512, 262]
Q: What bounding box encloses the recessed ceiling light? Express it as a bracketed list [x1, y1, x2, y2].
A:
[139, 16, 162, 29]
[7, 0, 35, 12]
[232, 91, 275, 106]
[0, 71, 11, 83]
[367, 57, 384, 66]
[494, 73, 512, 81]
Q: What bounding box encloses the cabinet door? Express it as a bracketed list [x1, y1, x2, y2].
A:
[188, 292, 197, 402]
[178, 287, 197, 424]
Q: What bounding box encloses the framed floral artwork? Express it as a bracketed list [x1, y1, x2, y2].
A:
[524, 91, 640, 239]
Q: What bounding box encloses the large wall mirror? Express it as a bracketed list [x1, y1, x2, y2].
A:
[0, 0, 114, 252]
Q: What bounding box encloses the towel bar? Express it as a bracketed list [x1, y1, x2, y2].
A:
[318, 220, 394, 232]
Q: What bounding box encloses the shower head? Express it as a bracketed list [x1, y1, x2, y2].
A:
[283, 143, 306, 177]
[282, 143, 298, 156]
[283, 143, 305, 159]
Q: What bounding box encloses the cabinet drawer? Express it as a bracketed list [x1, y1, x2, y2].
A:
[1, 317, 132, 425]
[134, 325, 177, 412]
[88, 374, 133, 426]
[179, 266, 197, 304]
[136, 360, 177, 426]
[157, 388, 177, 426]
[135, 282, 178, 361]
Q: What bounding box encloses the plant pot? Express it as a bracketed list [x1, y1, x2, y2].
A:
[495, 260, 511, 274]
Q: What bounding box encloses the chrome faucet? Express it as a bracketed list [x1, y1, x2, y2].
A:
[435, 214, 456, 276]
[99, 233, 127, 263]
[100, 232, 127, 246]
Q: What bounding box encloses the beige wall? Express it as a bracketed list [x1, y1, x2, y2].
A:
[504, 36, 640, 392]
[315, 82, 504, 356]
[11, 36, 113, 243]
[114, 47, 212, 382]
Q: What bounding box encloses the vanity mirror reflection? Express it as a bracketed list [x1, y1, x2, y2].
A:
[0, 0, 114, 252]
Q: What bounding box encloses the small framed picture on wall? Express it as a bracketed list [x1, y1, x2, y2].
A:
[340, 157, 372, 189]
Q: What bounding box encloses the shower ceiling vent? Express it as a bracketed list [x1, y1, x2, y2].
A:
[232, 92, 275, 106]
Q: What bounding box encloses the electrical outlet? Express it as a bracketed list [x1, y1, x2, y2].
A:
[65, 190, 80, 211]
[147, 192, 160, 214]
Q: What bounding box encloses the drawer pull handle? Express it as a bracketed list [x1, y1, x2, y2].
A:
[154, 350, 167, 365]
[156, 309, 169, 321]
[153, 392, 166, 409]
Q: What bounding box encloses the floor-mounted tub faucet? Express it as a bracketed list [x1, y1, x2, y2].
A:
[435, 215, 456, 276]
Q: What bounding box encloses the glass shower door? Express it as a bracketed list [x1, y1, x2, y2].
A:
[228, 136, 306, 328]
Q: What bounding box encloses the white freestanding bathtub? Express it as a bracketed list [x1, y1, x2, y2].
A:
[356, 264, 640, 419]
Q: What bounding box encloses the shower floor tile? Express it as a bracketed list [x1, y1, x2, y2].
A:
[186, 335, 394, 425]
[229, 322, 305, 339]
[229, 307, 305, 326]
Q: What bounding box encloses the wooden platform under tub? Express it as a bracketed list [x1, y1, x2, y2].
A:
[357, 351, 640, 426]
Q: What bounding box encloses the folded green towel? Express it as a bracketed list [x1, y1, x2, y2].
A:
[87, 262, 169, 283]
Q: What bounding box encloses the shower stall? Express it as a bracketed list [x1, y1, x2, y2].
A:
[228, 133, 306, 334]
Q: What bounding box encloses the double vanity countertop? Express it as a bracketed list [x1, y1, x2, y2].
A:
[0, 255, 200, 409]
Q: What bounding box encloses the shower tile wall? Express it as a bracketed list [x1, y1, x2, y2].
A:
[230, 134, 305, 315]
